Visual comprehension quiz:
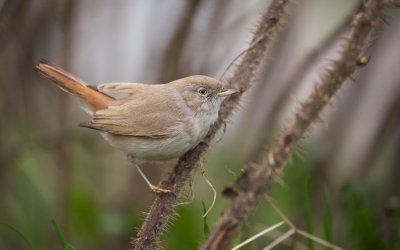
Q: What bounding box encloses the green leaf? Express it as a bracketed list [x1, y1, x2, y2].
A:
[51, 219, 76, 250]
[2, 223, 36, 250]
[201, 201, 210, 238]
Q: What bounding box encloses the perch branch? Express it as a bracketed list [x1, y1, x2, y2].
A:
[250, 1, 361, 160]
[202, 1, 393, 249]
[132, 1, 292, 249]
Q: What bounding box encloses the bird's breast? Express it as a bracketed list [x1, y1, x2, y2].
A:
[186, 111, 218, 144]
[100, 111, 218, 163]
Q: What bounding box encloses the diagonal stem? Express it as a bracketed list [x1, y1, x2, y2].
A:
[131, 1, 292, 249]
[201, 1, 392, 249]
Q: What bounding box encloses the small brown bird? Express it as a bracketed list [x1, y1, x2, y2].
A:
[36, 61, 239, 193]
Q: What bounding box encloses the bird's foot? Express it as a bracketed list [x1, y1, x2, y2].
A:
[149, 184, 172, 194]
[134, 164, 171, 194]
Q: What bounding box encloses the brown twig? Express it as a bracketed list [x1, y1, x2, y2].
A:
[132, 1, 292, 249]
[249, 1, 361, 161]
[202, 1, 393, 249]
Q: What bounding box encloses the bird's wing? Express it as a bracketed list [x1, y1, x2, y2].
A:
[95, 82, 148, 94]
[80, 96, 183, 138]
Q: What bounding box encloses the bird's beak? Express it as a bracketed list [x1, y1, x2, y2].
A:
[217, 89, 240, 97]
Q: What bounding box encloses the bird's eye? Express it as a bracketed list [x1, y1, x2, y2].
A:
[198, 88, 208, 96]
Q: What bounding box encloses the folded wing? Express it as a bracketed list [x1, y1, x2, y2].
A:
[81, 82, 182, 138]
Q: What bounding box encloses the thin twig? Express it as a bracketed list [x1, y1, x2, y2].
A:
[230, 221, 285, 250]
[262, 228, 295, 250]
[202, 1, 392, 249]
[265, 195, 294, 228]
[132, 1, 292, 249]
[296, 229, 343, 250]
[266, 195, 344, 250]
[201, 169, 217, 218]
[219, 32, 270, 81]
[229, 194, 345, 250]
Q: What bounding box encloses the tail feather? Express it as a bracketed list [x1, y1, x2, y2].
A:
[35, 61, 113, 112]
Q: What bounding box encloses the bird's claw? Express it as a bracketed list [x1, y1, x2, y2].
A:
[150, 184, 172, 194]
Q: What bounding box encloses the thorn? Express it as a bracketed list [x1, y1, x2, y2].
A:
[348, 73, 358, 82]
[268, 151, 275, 166]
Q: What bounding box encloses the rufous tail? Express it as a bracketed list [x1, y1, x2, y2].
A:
[35, 61, 113, 112]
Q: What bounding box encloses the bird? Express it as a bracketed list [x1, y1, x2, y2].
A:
[35, 61, 239, 193]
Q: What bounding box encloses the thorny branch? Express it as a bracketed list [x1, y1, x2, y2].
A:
[132, 1, 292, 249]
[202, 1, 396, 249]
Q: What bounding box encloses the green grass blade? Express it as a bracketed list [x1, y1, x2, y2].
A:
[323, 186, 333, 249]
[51, 219, 76, 250]
[201, 201, 210, 238]
[304, 178, 314, 250]
[3, 223, 36, 250]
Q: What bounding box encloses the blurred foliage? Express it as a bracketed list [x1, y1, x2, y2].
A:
[304, 178, 315, 250]
[51, 219, 76, 250]
[322, 186, 333, 248]
[342, 186, 391, 250]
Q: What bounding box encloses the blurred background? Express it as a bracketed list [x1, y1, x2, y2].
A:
[0, 0, 399, 249]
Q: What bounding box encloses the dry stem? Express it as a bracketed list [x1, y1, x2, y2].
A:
[250, 1, 360, 160]
[132, 1, 292, 249]
[202, 1, 392, 249]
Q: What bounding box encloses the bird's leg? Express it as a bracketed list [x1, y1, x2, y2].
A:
[134, 164, 171, 194]
[127, 155, 171, 194]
